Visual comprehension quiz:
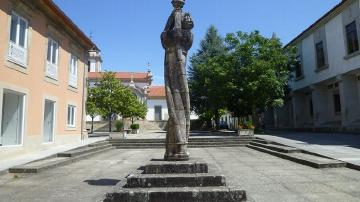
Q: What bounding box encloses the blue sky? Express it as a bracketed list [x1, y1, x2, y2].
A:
[54, 0, 340, 85]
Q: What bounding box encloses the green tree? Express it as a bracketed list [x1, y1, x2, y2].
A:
[86, 87, 98, 134]
[91, 72, 134, 133]
[225, 31, 296, 129]
[122, 96, 148, 125]
[188, 25, 228, 129]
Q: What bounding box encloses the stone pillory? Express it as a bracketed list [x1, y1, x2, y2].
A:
[161, 0, 194, 161]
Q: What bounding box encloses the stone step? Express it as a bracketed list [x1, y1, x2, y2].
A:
[252, 138, 271, 144]
[144, 161, 208, 174]
[109, 137, 252, 143]
[115, 144, 248, 149]
[9, 147, 113, 173]
[248, 145, 347, 169]
[105, 186, 247, 202]
[111, 141, 249, 146]
[126, 173, 226, 188]
[57, 144, 112, 157]
[88, 140, 110, 147]
[249, 142, 301, 153]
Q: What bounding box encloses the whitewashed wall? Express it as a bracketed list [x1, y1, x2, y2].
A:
[146, 99, 168, 121]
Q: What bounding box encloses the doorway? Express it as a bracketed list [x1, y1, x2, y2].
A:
[43, 100, 55, 143]
[1, 90, 24, 146]
[154, 106, 162, 121]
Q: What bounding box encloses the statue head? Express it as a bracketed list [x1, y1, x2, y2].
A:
[172, 0, 185, 9]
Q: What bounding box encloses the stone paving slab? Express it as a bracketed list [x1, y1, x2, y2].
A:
[0, 147, 359, 202]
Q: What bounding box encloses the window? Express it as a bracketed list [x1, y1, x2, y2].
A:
[333, 93, 341, 113]
[346, 21, 359, 54]
[315, 41, 326, 68]
[46, 38, 59, 79]
[67, 105, 76, 127]
[47, 38, 58, 65]
[8, 12, 28, 67]
[295, 55, 303, 78]
[69, 55, 78, 87]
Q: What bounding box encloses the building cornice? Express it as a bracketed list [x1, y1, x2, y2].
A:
[286, 0, 353, 47]
[23, 0, 99, 51]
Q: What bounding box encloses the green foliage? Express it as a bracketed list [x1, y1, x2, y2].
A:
[86, 87, 98, 119]
[188, 25, 228, 129]
[91, 72, 135, 132]
[189, 27, 296, 130]
[122, 95, 147, 124]
[130, 124, 140, 130]
[238, 120, 254, 130]
[225, 31, 296, 129]
[115, 120, 124, 132]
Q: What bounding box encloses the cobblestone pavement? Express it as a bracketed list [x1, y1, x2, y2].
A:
[258, 131, 360, 167]
[0, 147, 359, 202]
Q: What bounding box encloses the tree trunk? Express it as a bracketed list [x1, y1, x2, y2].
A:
[214, 111, 220, 130]
[206, 118, 212, 130]
[108, 113, 112, 134]
[91, 117, 94, 134]
[251, 106, 259, 131]
[131, 117, 134, 125]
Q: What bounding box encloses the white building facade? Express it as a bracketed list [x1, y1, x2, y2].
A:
[269, 0, 360, 132]
[146, 86, 169, 121]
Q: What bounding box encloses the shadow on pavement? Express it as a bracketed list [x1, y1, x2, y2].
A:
[84, 179, 120, 186]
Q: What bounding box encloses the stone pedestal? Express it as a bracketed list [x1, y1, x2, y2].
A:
[164, 143, 190, 161]
[104, 159, 247, 202]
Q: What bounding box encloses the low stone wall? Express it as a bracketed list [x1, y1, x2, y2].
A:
[87, 120, 168, 132]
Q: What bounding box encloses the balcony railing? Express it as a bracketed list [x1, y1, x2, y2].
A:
[69, 73, 77, 88]
[8, 42, 27, 67]
[46, 61, 58, 79]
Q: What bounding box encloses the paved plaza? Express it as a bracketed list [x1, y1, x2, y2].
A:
[0, 146, 359, 202]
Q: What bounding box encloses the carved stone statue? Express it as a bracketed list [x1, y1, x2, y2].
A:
[161, 0, 194, 161]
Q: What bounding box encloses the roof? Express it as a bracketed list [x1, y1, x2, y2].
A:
[35, 0, 99, 51]
[286, 0, 349, 47]
[148, 86, 166, 98]
[88, 72, 152, 82]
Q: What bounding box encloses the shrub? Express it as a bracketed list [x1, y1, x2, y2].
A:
[130, 124, 140, 130]
[115, 120, 124, 132]
[239, 120, 254, 130]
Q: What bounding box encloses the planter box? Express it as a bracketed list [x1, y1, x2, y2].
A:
[110, 133, 123, 140]
[131, 129, 140, 134]
[238, 129, 254, 136]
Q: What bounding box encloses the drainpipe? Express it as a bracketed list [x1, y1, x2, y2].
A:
[80, 52, 88, 141]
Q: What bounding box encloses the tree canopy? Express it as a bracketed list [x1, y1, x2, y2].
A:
[188, 25, 228, 129]
[122, 95, 148, 125]
[188, 27, 296, 130]
[90, 72, 141, 132]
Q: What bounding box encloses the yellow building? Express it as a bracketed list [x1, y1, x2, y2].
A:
[0, 0, 98, 157]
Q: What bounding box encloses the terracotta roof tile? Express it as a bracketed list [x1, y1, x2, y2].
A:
[148, 86, 166, 98]
[88, 72, 151, 81]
